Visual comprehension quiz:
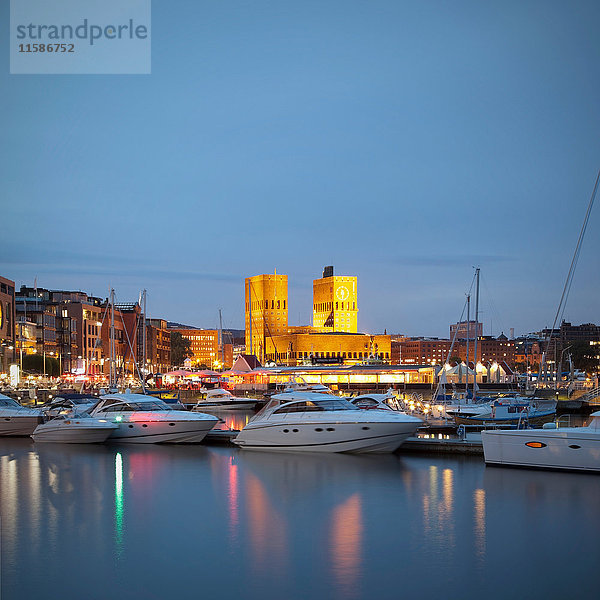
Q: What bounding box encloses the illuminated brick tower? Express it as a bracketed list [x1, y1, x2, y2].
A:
[245, 272, 288, 363]
[312, 266, 358, 333]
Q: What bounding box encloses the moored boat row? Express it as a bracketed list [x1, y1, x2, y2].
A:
[2, 388, 599, 470]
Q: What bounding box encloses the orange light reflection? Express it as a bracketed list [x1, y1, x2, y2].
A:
[330, 494, 363, 598]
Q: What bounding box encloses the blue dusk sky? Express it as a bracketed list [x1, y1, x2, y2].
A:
[1, 0, 599, 337]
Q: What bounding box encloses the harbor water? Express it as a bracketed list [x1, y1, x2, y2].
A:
[1, 435, 599, 600]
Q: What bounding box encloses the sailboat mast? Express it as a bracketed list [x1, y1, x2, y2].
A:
[473, 268, 480, 395]
[219, 308, 223, 369]
[466, 294, 470, 399]
[110, 288, 115, 388]
[142, 289, 147, 380]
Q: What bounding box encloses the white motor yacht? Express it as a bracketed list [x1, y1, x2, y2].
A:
[443, 401, 492, 419]
[0, 394, 43, 436]
[31, 412, 118, 443]
[88, 393, 218, 443]
[192, 388, 258, 411]
[41, 394, 98, 418]
[282, 380, 331, 393]
[233, 391, 422, 453]
[453, 396, 556, 426]
[349, 392, 398, 411]
[481, 410, 600, 472]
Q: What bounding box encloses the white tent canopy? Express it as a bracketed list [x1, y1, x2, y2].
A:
[444, 363, 475, 376]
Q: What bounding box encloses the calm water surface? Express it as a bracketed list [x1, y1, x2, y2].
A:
[1, 433, 599, 600]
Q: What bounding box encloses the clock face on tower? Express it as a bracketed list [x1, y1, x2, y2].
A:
[336, 286, 349, 302]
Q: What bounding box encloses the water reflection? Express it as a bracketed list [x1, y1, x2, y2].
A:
[1, 441, 599, 600]
[330, 493, 363, 599]
[207, 409, 253, 432]
[474, 488, 486, 562]
[422, 465, 455, 551]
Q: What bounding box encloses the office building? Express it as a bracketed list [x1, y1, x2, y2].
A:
[0, 276, 16, 373]
[170, 327, 221, 369]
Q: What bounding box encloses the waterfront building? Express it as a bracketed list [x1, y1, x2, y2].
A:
[15, 286, 105, 376]
[478, 334, 515, 365]
[54, 305, 78, 375]
[397, 338, 452, 365]
[312, 266, 358, 332]
[99, 307, 128, 377]
[15, 299, 58, 361]
[16, 319, 37, 355]
[226, 363, 437, 393]
[0, 276, 16, 374]
[450, 320, 483, 340]
[146, 319, 171, 374]
[559, 321, 600, 348]
[245, 273, 288, 363]
[396, 335, 515, 366]
[514, 336, 544, 367]
[264, 332, 391, 367]
[221, 343, 234, 369]
[232, 344, 246, 363]
[169, 327, 221, 369]
[112, 303, 143, 377]
[67, 301, 104, 375]
[244, 268, 387, 366]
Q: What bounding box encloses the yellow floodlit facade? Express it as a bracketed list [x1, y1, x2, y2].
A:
[313, 267, 358, 333]
[171, 328, 219, 369]
[245, 273, 288, 363]
[264, 332, 391, 366]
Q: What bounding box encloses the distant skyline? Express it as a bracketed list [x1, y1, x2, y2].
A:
[1, 0, 599, 338]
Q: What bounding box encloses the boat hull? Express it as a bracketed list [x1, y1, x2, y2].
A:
[233, 421, 419, 453]
[0, 415, 43, 436]
[107, 419, 216, 443]
[454, 410, 555, 427]
[32, 424, 116, 443]
[481, 429, 600, 472]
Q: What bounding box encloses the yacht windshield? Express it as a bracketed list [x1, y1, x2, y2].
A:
[102, 400, 171, 412]
[71, 398, 95, 405]
[314, 398, 355, 411]
[274, 398, 355, 414]
[52, 411, 93, 420]
[0, 398, 20, 408]
[124, 401, 171, 411]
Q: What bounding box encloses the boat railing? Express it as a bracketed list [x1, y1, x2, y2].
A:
[580, 387, 600, 406]
[556, 414, 574, 428]
[457, 423, 522, 439]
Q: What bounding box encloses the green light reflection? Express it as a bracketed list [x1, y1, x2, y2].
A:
[115, 452, 123, 555]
